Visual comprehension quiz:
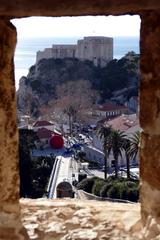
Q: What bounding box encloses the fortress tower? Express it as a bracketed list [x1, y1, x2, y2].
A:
[36, 36, 113, 67]
[75, 36, 113, 66]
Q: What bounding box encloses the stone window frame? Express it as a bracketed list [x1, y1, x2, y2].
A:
[0, 1, 160, 238]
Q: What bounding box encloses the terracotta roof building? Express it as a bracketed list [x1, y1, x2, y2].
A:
[36, 128, 54, 140]
[33, 120, 54, 127]
[33, 120, 54, 132]
[94, 102, 129, 119]
[107, 114, 139, 133]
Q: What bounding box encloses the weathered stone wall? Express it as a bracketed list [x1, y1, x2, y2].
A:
[0, 0, 159, 17]
[36, 45, 76, 63]
[0, 20, 28, 239]
[21, 199, 142, 240]
[140, 11, 160, 227]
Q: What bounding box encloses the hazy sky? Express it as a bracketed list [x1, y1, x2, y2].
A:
[12, 15, 140, 38]
[12, 15, 140, 89]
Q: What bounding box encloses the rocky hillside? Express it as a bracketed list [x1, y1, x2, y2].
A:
[17, 52, 139, 117]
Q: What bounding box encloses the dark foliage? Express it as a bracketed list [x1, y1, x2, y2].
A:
[76, 151, 86, 161]
[100, 52, 139, 99]
[92, 179, 106, 196]
[100, 179, 139, 202]
[29, 156, 54, 198]
[19, 129, 54, 198]
[100, 182, 113, 197]
[19, 129, 38, 197]
[76, 177, 98, 193]
[77, 176, 139, 202]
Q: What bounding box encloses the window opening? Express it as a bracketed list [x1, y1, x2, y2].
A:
[12, 15, 140, 202]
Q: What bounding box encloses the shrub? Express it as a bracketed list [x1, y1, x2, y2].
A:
[30, 80, 41, 90]
[76, 177, 97, 193]
[106, 181, 139, 202]
[92, 179, 106, 196]
[29, 65, 35, 73]
[126, 187, 139, 202]
[107, 185, 119, 199]
[107, 182, 127, 199]
[100, 182, 113, 197]
[124, 181, 138, 188]
[77, 176, 139, 202]
[55, 58, 63, 65]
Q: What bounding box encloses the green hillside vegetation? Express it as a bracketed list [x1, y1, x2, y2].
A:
[100, 52, 139, 98]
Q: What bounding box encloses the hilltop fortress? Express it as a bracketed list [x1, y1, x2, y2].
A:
[36, 36, 113, 67]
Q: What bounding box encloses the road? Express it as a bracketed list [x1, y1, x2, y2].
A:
[48, 155, 79, 198]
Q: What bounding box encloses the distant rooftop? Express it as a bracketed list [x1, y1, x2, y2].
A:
[107, 114, 139, 132]
[95, 103, 128, 112]
[33, 120, 54, 127]
[36, 128, 54, 139]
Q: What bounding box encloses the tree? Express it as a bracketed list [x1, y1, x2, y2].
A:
[109, 130, 126, 178]
[55, 79, 98, 135]
[30, 156, 54, 198]
[97, 123, 112, 179]
[123, 138, 131, 179]
[40, 80, 98, 136]
[100, 52, 139, 100]
[63, 105, 75, 135]
[128, 131, 140, 162]
[19, 129, 38, 197]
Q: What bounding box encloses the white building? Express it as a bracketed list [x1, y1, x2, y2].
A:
[94, 103, 129, 118]
[83, 114, 140, 168]
[84, 132, 126, 168]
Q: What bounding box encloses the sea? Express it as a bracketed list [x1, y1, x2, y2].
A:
[14, 36, 139, 90]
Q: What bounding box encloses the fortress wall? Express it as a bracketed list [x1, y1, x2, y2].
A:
[36, 48, 53, 63]
[36, 44, 76, 62]
[36, 45, 76, 63]
[52, 45, 76, 58]
[75, 37, 114, 65]
[36, 36, 113, 66]
[52, 44, 76, 49]
[75, 39, 85, 59]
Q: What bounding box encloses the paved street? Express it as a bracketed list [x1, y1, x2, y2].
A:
[51, 156, 79, 198]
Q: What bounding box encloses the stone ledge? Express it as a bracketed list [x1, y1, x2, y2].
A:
[0, 0, 159, 17]
[20, 198, 143, 239]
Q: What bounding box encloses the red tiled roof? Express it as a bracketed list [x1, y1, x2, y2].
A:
[37, 128, 54, 139]
[33, 120, 54, 127]
[107, 114, 139, 131]
[95, 103, 128, 112]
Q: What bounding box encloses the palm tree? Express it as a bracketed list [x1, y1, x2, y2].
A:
[96, 123, 112, 179]
[109, 129, 126, 178]
[64, 105, 75, 136]
[123, 138, 131, 179]
[128, 131, 140, 163]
